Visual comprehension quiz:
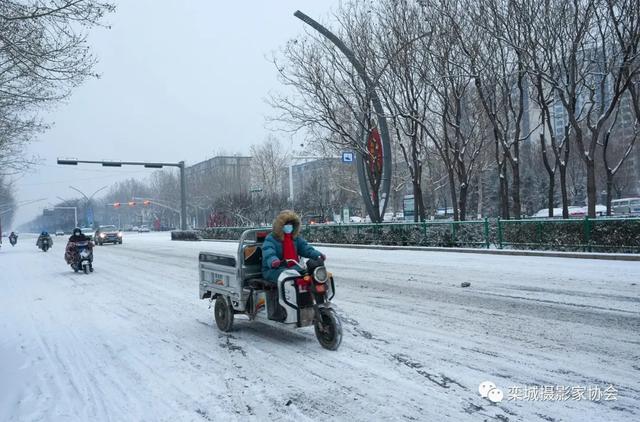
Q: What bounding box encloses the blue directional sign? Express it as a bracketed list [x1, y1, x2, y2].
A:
[342, 152, 354, 163]
[86, 206, 94, 226]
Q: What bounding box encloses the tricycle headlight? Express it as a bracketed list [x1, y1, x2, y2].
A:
[313, 266, 328, 284]
[100, 233, 106, 238]
[117, 232, 123, 237]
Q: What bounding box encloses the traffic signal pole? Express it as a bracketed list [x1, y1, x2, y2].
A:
[58, 158, 188, 230]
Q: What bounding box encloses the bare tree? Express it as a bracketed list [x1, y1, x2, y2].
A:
[0, 175, 16, 230]
[601, 95, 638, 214]
[520, 0, 574, 218]
[373, 0, 432, 221]
[249, 136, 290, 223]
[269, 2, 391, 221]
[421, 9, 486, 221]
[0, 0, 113, 174]
[537, 0, 640, 217]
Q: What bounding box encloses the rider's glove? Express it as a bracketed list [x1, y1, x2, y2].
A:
[271, 258, 281, 268]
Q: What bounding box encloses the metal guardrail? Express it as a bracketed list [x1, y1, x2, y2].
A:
[198, 217, 640, 253]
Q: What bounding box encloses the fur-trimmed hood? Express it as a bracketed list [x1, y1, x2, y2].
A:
[271, 209, 301, 240]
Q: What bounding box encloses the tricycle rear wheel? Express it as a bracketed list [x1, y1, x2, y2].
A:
[214, 296, 234, 332]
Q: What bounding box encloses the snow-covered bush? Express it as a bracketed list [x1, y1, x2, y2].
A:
[589, 219, 640, 253]
[195, 219, 639, 253]
[171, 230, 202, 241]
[500, 220, 584, 251]
[200, 227, 247, 240]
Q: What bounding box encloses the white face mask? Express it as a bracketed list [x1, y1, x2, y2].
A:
[283, 224, 294, 234]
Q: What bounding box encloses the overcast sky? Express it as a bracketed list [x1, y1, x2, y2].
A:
[12, 1, 340, 227]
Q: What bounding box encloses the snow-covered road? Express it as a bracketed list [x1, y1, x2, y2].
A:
[1, 233, 639, 421]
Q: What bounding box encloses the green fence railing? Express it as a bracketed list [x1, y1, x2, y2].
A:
[196, 217, 640, 253]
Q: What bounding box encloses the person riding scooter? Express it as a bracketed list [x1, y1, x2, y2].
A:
[36, 231, 53, 250]
[65, 227, 93, 266]
[261, 210, 326, 283]
[8, 231, 18, 246]
[260, 210, 327, 321]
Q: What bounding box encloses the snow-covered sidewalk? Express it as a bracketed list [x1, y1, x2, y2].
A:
[1, 233, 638, 421]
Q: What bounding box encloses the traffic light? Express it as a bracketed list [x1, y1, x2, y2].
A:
[113, 202, 121, 208]
[128, 201, 136, 207]
[143, 200, 151, 206]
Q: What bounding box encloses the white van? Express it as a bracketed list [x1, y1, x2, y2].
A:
[611, 198, 640, 216]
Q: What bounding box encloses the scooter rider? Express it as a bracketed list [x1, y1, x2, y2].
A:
[36, 231, 53, 248]
[9, 231, 18, 244]
[261, 210, 326, 284]
[68, 227, 89, 243]
[65, 227, 93, 265]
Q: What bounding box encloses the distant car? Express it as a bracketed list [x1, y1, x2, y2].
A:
[137, 225, 150, 233]
[81, 227, 94, 240]
[383, 212, 395, 222]
[55, 230, 65, 236]
[95, 225, 123, 245]
[349, 216, 363, 223]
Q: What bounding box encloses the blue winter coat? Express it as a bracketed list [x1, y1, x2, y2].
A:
[261, 233, 322, 282]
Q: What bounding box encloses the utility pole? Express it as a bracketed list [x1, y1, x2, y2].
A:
[179, 161, 187, 230]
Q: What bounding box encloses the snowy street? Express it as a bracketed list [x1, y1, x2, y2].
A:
[1, 233, 639, 421]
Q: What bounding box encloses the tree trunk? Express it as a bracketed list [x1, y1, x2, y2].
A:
[606, 172, 614, 216]
[560, 140, 570, 219]
[459, 184, 468, 221]
[412, 146, 426, 222]
[476, 173, 483, 219]
[548, 177, 555, 217]
[498, 162, 510, 219]
[539, 134, 556, 217]
[413, 180, 424, 222]
[586, 159, 597, 218]
[511, 160, 521, 218]
[448, 170, 459, 221]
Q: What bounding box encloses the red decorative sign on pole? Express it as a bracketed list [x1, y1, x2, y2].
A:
[367, 126, 383, 176]
[367, 126, 384, 201]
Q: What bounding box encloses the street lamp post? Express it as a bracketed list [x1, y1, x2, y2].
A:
[69, 185, 108, 227]
[58, 159, 188, 230]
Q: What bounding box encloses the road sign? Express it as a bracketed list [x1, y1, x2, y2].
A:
[341, 152, 354, 163]
[86, 206, 94, 226]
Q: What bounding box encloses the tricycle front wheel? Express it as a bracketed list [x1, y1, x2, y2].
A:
[214, 296, 234, 332]
[314, 308, 342, 350]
